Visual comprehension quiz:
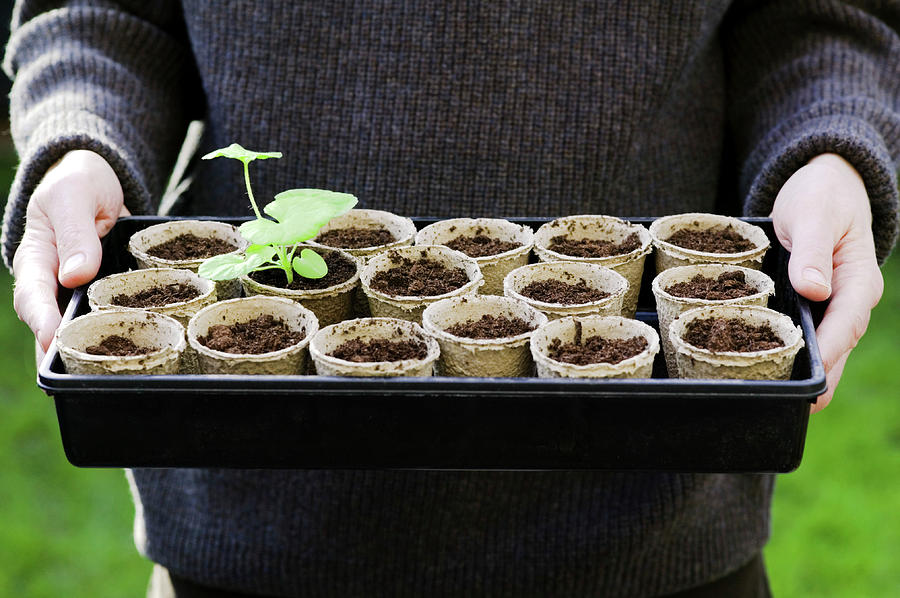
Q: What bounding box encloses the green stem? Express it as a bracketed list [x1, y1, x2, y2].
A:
[277, 246, 293, 285]
[243, 160, 262, 219]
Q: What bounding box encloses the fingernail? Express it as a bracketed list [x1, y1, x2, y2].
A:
[60, 253, 86, 278]
[802, 267, 830, 289]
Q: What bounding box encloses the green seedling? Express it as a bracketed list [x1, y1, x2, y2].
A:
[197, 143, 357, 283]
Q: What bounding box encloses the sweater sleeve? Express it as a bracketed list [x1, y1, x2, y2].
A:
[724, 0, 900, 263]
[2, 0, 204, 268]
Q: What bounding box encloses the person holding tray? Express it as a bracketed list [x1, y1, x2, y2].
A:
[4, 2, 898, 597]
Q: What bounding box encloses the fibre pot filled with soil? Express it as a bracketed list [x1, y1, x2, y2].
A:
[309, 317, 440, 377]
[530, 315, 660, 379]
[360, 245, 483, 323]
[241, 247, 360, 327]
[421, 295, 548, 377]
[503, 261, 628, 320]
[668, 304, 804, 380]
[533, 215, 651, 318]
[56, 310, 186, 375]
[414, 218, 533, 295]
[128, 220, 248, 300]
[651, 264, 775, 376]
[648, 213, 770, 273]
[187, 296, 319, 375]
[87, 268, 216, 326]
[309, 208, 418, 317]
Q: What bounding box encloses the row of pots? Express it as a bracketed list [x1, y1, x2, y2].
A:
[78, 256, 783, 375]
[58, 291, 802, 381]
[124, 210, 771, 324]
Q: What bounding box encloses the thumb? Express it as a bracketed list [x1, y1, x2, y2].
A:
[44, 192, 105, 288]
[783, 217, 834, 303]
[35, 150, 124, 288]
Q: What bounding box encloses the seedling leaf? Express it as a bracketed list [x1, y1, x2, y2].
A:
[201, 143, 282, 163]
[198, 253, 258, 281]
[292, 248, 328, 279]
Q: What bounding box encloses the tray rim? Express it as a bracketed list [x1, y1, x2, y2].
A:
[37, 215, 827, 401]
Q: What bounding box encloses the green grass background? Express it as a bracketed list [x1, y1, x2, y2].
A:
[0, 136, 897, 597]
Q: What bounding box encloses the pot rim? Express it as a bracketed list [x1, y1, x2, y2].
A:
[307, 208, 417, 252]
[533, 215, 653, 264]
[531, 315, 660, 372]
[503, 261, 628, 310]
[56, 309, 186, 362]
[240, 246, 361, 299]
[309, 317, 440, 368]
[422, 295, 548, 348]
[649, 212, 770, 261]
[651, 263, 775, 306]
[360, 245, 484, 303]
[187, 296, 319, 360]
[127, 219, 248, 268]
[87, 267, 216, 311]
[668, 304, 804, 363]
[414, 217, 534, 263]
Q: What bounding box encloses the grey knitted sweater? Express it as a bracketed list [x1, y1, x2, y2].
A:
[5, 1, 900, 596]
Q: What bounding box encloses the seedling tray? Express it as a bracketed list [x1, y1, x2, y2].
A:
[38, 217, 826, 472]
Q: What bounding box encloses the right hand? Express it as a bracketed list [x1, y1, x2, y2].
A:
[12, 149, 127, 353]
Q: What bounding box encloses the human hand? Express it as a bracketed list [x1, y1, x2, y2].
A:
[771, 152, 884, 413]
[12, 149, 127, 354]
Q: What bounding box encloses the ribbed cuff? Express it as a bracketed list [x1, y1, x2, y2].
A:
[741, 108, 900, 264]
[1, 111, 154, 269]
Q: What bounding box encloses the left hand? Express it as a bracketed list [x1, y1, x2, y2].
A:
[771, 153, 884, 413]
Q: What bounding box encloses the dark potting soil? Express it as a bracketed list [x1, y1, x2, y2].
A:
[444, 314, 535, 339]
[548, 320, 647, 365]
[370, 257, 469, 297]
[444, 232, 521, 258]
[664, 271, 759, 300]
[249, 251, 356, 290]
[146, 233, 237, 260]
[683, 317, 784, 352]
[111, 283, 201, 308]
[85, 335, 157, 356]
[665, 225, 756, 253]
[519, 279, 609, 305]
[329, 338, 429, 362]
[316, 227, 396, 249]
[548, 232, 641, 258]
[198, 315, 305, 354]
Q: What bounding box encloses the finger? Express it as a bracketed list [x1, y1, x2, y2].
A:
[811, 350, 849, 414]
[813, 260, 882, 381]
[783, 214, 835, 303]
[12, 215, 62, 351]
[39, 192, 104, 288]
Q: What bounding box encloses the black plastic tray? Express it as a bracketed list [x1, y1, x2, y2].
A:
[38, 216, 826, 472]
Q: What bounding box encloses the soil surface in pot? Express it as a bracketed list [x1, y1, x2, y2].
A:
[683, 317, 784, 352]
[444, 228, 521, 258]
[329, 338, 428, 362]
[548, 232, 641, 258]
[198, 315, 305, 354]
[519, 279, 609, 305]
[249, 251, 356, 291]
[85, 335, 157, 356]
[316, 227, 396, 249]
[548, 320, 647, 365]
[444, 314, 535, 339]
[665, 226, 755, 253]
[147, 233, 238, 260]
[370, 257, 469, 297]
[664, 271, 758, 300]
[112, 283, 201, 308]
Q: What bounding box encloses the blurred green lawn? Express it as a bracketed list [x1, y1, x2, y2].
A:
[0, 138, 897, 596]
